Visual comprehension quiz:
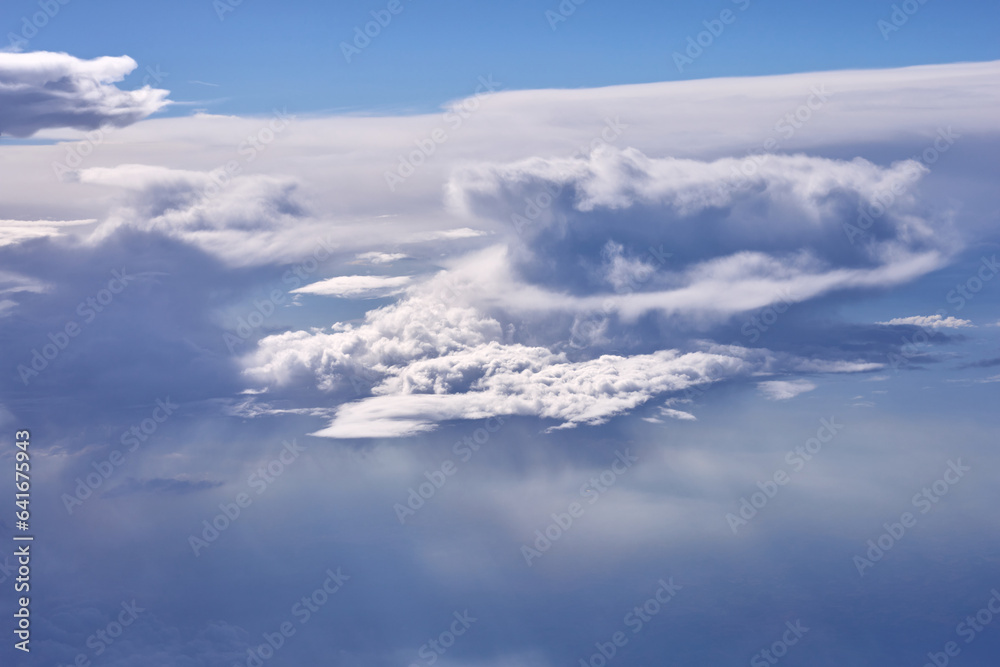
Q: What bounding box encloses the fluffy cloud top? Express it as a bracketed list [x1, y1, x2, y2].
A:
[236, 140, 949, 438]
[436, 148, 951, 326]
[2, 58, 990, 440]
[0, 52, 168, 137]
[244, 268, 879, 437]
[79, 164, 323, 266]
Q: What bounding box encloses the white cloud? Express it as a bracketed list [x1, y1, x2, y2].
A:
[757, 379, 817, 401]
[73, 165, 493, 267]
[3, 59, 993, 273]
[0, 218, 95, 246]
[659, 407, 697, 421]
[292, 275, 411, 298]
[447, 147, 950, 321]
[243, 267, 880, 437]
[2, 58, 992, 438]
[307, 348, 748, 438]
[356, 252, 408, 264]
[78, 164, 336, 266]
[877, 314, 974, 328]
[408, 228, 490, 242]
[0, 270, 49, 301]
[0, 52, 168, 137]
[244, 272, 755, 437]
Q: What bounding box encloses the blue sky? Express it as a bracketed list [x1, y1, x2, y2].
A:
[1, 2, 1000, 666]
[5, 0, 999, 113]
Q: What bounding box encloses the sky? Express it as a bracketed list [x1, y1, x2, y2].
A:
[4, 0, 1000, 113]
[0, 1, 999, 666]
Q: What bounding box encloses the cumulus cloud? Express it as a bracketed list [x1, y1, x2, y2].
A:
[0, 51, 168, 137]
[2, 58, 988, 442]
[74, 164, 497, 267]
[233, 144, 941, 438]
[242, 267, 880, 437]
[312, 347, 749, 438]
[243, 273, 753, 437]
[292, 275, 411, 298]
[447, 147, 950, 320]
[223, 133, 946, 438]
[757, 379, 817, 401]
[78, 164, 326, 265]
[877, 314, 974, 328]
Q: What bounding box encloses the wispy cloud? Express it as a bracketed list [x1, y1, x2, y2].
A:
[292, 275, 411, 298]
[877, 314, 973, 328]
[757, 379, 817, 401]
